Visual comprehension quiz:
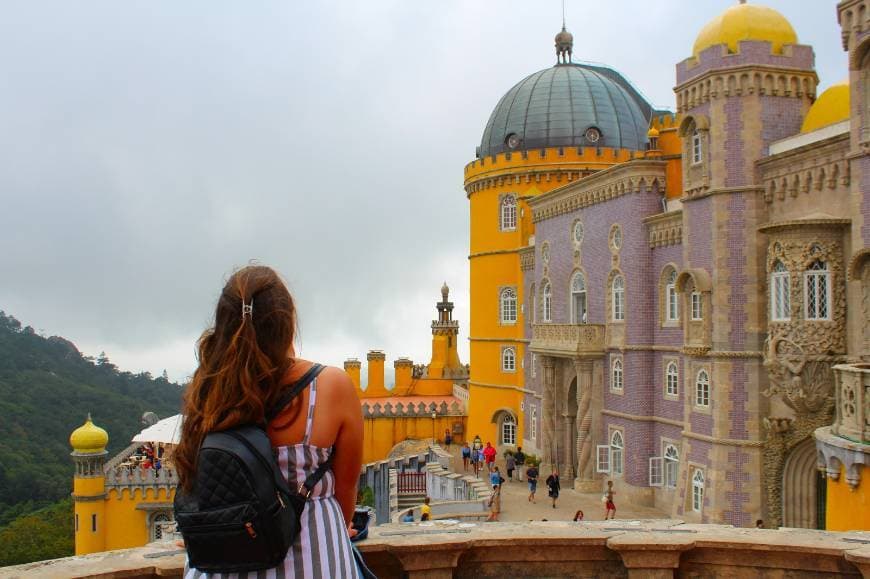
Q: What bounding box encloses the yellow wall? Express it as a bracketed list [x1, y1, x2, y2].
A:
[826, 465, 870, 531]
[465, 146, 633, 444]
[104, 487, 175, 551]
[361, 415, 465, 463]
[73, 476, 106, 555]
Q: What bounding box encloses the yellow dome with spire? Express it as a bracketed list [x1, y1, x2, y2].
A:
[693, 2, 798, 58]
[801, 81, 850, 133]
[70, 414, 109, 453]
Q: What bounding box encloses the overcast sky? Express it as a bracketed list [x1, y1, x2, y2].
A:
[0, 1, 847, 384]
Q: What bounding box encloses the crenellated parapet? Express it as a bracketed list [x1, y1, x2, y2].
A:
[361, 400, 464, 419]
[528, 159, 666, 223]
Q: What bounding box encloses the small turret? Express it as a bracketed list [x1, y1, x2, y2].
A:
[70, 414, 108, 555]
[365, 350, 388, 397]
[555, 25, 573, 64]
[344, 358, 362, 395]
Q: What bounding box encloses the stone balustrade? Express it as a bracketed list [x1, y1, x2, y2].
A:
[360, 400, 464, 418]
[7, 521, 870, 578]
[530, 323, 606, 357]
[105, 466, 176, 490]
[832, 362, 870, 443]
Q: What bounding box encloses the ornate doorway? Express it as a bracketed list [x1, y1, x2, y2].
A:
[782, 437, 818, 528]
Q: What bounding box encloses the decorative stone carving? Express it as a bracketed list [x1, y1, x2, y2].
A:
[529, 324, 606, 357]
[762, 338, 835, 416]
[675, 69, 817, 114]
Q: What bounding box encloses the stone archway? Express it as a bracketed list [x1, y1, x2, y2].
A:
[782, 437, 818, 528]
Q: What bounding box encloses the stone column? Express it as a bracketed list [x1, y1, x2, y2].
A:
[562, 414, 576, 478]
[573, 358, 597, 491]
[541, 357, 557, 466]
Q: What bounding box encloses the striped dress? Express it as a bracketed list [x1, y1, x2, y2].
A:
[185, 376, 361, 579]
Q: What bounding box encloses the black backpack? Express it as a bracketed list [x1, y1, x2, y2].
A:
[174, 364, 331, 574]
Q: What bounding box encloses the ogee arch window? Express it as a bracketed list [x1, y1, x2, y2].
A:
[500, 288, 517, 324]
[501, 195, 517, 231]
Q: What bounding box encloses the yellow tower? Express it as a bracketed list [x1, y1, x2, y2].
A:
[428, 282, 462, 378]
[344, 358, 362, 395]
[365, 350, 388, 397]
[465, 25, 654, 448]
[70, 414, 109, 556]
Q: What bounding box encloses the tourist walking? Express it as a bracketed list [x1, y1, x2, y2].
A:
[461, 442, 471, 472]
[486, 484, 501, 522]
[476, 447, 485, 475]
[604, 480, 616, 520]
[489, 466, 504, 488]
[505, 452, 516, 482]
[483, 442, 497, 472]
[546, 470, 561, 509]
[175, 265, 364, 578]
[526, 463, 539, 503]
[472, 434, 482, 453]
[444, 429, 452, 449]
[514, 447, 526, 481]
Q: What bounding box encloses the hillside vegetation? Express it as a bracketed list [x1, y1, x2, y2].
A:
[0, 311, 183, 528]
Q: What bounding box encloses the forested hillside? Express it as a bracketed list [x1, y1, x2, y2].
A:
[0, 311, 184, 527]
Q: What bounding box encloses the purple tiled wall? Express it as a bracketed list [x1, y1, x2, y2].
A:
[723, 449, 753, 527]
[724, 97, 746, 188]
[760, 96, 806, 154]
[602, 415, 653, 487]
[651, 353, 684, 423]
[686, 197, 713, 270]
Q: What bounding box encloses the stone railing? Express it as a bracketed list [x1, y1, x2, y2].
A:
[833, 362, 870, 443]
[360, 399, 464, 418]
[105, 465, 176, 490]
[8, 521, 870, 578]
[530, 324, 606, 357]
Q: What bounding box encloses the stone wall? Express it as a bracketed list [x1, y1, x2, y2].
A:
[8, 522, 870, 578]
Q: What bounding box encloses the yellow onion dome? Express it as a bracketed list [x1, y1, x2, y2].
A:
[693, 3, 798, 58]
[70, 414, 109, 453]
[801, 81, 850, 133]
[647, 127, 660, 138]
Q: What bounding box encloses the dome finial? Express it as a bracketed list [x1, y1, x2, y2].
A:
[441, 282, 450, 300]
[555, 1, 573, 65]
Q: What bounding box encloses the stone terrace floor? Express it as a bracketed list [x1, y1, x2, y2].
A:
[442, 445, 667, 522]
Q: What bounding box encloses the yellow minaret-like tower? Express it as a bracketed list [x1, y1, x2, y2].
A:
[70, 414, 109, 556]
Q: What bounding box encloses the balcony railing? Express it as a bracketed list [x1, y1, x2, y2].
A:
[832, 362, 870, 443]
[529, 324, 606, 357]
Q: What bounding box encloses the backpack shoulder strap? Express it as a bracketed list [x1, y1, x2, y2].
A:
[265, 363, 325, 423]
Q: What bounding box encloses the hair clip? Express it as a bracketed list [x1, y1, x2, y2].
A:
[242, 299, 254, 319]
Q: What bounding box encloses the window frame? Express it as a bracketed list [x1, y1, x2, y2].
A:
[770, 261, 791, 322]
[804, 261, 831, 321]
[610, 430, 624, 476]
[692, 468, 705, 512]
[665, 360, 679, 398]
[649, 456, 664, 487]
[500, 287, 518, 325]
[663, 444, 679, 488]
[612, 275, 626, 322]
[501, 413, 517, 446]
[500, 195, 517, 231]
[596, 445, 611, 473]
[543, 283, 552, 322]
[691, 129, 702, 165]
[695, 369, 710, 408]
[691, 291, 703, 320]
[501, 347, 516, 373]
[571, 271, 587, 324]
[611, 357, 624, 393]
[666, 270, 679, 322]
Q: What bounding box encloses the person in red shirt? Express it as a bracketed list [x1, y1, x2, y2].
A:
[483, 442, 497, 473]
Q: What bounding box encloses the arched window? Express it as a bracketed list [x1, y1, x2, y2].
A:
[501, 414, 516, 446]
[611, 358, 624, 392]
[666, 362, 679, 397]
[152, 513, 171, 541]
[695, 370, 710, 407]
[612, 275, 625, 321]
[543, 283, 552, 322]
[771, 260, 791, 321]
[501, 195, 517, 230]
[500, 288, 517, 324]
[610, 431, 624, 476]
[666, 269, 679, 322]
[571, 272, 587, 324]
[804, 260, 830, 320]
[691, 129, 702, 164]
[692, 468, 705, 512]
[664, 445, 679, 488]
[502, 347, 516, 372]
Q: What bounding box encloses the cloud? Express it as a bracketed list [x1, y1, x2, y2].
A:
[0, 1, 846, 383]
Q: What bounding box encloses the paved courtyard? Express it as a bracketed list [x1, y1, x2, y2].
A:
[442, 445, 668, 522]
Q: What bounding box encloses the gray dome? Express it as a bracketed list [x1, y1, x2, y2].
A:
[479, 63, 653, 157]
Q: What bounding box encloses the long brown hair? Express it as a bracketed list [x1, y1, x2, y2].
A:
[175, 265, 297, 490]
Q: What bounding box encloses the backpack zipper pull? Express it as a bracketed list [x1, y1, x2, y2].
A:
[245, 522, 257, 539]
[276, 492, 286, 508]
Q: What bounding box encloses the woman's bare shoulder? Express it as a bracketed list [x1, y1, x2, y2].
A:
[316, 365, 358, 399]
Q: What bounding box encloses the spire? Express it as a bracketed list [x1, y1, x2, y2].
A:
[555, 2, 573, 65]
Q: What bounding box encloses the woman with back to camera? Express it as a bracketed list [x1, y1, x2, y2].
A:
[174, 265, 364, 578]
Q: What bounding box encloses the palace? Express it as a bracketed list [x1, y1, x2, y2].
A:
[465, 0, 870, 530]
